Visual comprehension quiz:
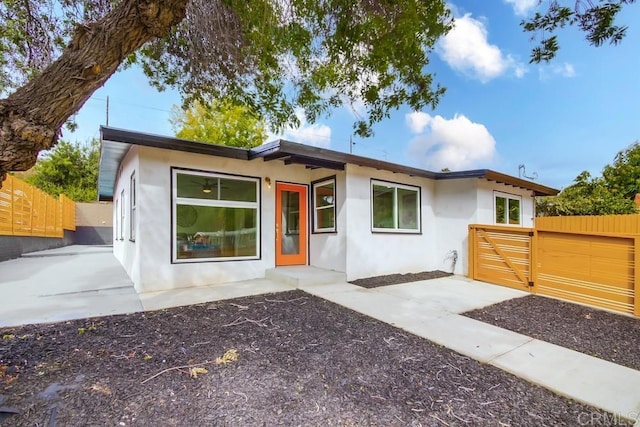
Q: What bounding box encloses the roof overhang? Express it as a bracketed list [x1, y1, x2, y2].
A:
[98, 127, 250, 201]
[250, 139, 437, 178]
[98, 127, 559, 200]
[437, 169, 559, 196]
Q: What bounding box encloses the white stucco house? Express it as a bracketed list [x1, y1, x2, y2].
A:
[98, 127, 558, 293]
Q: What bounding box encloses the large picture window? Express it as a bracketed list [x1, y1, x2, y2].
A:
[371, 180, 420, 233]
[312, 177, 336, 233]
[172, 169, 260, 262]
[494, 192, 521, 225]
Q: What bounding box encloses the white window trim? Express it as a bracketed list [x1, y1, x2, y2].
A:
[130, 172, 136, 242]
[312, 178, 336, 233]
[114, 197, 120, 242]
[172, 168, 260, 263]
[494, 191, 522, 226]
[120, 189, 125, 240]
[371, 179, 421, 233]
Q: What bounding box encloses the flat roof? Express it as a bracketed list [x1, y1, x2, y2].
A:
[98, 126, 559, 200]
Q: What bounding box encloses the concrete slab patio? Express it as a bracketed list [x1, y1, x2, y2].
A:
[1, 249, 638, 424]
[0, 245, 144, 327]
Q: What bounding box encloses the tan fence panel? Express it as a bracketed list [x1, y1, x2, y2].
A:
[469, 224, 533, 291]
[0, 176, 13, 234]
[536, 231, 635, 315]
[61, 195, 76, 231]
[0, 175, 76, 237]
[536, 214, 640, 234]
[11, 178, 32, 236]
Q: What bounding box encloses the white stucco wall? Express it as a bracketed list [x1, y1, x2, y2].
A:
[112, 146, 140, 286]
[433, 178, 479, 276]
[476, 180, 535, 227]
[111, 142, 542, 290]
[343, 164, 437, 281]
[132, 146, 326, 292]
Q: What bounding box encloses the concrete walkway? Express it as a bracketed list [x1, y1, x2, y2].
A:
[0, 250, 638, 424]
[298, 276, 640, 425]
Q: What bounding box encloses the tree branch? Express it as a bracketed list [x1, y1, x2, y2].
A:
[0, 0, 188, 183]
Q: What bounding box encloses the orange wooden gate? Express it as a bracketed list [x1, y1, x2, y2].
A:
[469, 218, 639, 317]
[468, 224, 533, 291]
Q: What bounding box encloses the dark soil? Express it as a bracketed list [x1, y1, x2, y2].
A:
[0, 291, 628, 426]
[464, 295, 640, 371]
[350, 270, 452, 288]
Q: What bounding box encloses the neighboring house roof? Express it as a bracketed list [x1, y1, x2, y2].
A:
[99, 126, 559, 201]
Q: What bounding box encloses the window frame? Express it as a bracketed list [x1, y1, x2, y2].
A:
[370, 179, 421, 234]
[493, 191, 522, 226]
[129, 172, 136, 242]
[119, 189, 125, 240]
[311, 176, 337, 234]
[171, 167, 261, 264]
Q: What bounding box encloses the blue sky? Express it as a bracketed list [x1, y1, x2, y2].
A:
[68, 0, 640, 190]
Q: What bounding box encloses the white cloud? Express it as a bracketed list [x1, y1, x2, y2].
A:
[438, 14, 526, 82]
[406, 112, 496, 171]
[503, 0, 537, 16]
[268, 109, 332, 148]
[539, 62, 577, 80]
[406, 111, 431, 134]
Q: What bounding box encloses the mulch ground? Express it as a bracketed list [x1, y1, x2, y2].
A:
[350, 270, 452, 288]
[464, 295, 640, 372]
[0, 290, 628, 426]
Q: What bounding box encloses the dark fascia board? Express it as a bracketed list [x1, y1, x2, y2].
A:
[100, 126, 249, 160]
[437, 169, 558, 196]
[250, 139, 438, 179]
[98, 129, 559, 198]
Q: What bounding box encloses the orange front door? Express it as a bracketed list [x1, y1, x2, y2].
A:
[275, 183, 308, 266]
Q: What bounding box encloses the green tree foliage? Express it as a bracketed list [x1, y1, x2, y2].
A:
[524, 0, 636, 63]
[602, 141, 640, 200]
[25, 139, 99, 202]
[0, 0, 453, 181]
[537, 172, 637, 216]
[170, 100, 266, 148]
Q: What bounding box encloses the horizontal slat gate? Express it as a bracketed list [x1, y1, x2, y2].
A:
[536, 232, 635, 315]
[470, 217, 639, 317]
[469, 225, 533, 291]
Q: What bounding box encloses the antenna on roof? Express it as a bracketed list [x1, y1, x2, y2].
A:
[518, 164, 538, 181]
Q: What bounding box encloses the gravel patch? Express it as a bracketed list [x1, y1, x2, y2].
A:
[350, 270, 452, 288]
[0, 291, 629, 426]
[464, 294, 640, 371]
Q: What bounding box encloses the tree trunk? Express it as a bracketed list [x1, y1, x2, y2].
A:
[0, 0, 188, 185]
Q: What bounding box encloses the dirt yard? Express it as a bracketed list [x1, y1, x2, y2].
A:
[0, 290, 627, 426]
[350, 270, 452, 288]
[464, 294, 640, 372]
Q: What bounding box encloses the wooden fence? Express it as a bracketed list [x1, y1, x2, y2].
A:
[0, 175, 76, 238]
[469, 215, 640, 317]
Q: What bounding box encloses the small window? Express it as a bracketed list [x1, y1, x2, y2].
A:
[312, 178, 336, 233]
[115, 197, 120, 241]
[130, 172, 136, 242]
[120, 189, 125, 240]
[495, 192, 521, 225]
[371, 180, 420, 233]
[172, 169, 260, 263]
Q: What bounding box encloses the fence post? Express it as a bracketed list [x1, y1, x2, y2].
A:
[635, 237, 640, 317]
[530, 228, 537, 293]
[10, 176, 15, 235]
[468, 225, 475, 279]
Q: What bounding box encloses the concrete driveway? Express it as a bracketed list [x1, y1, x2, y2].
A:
[0, 245, 143, 327]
